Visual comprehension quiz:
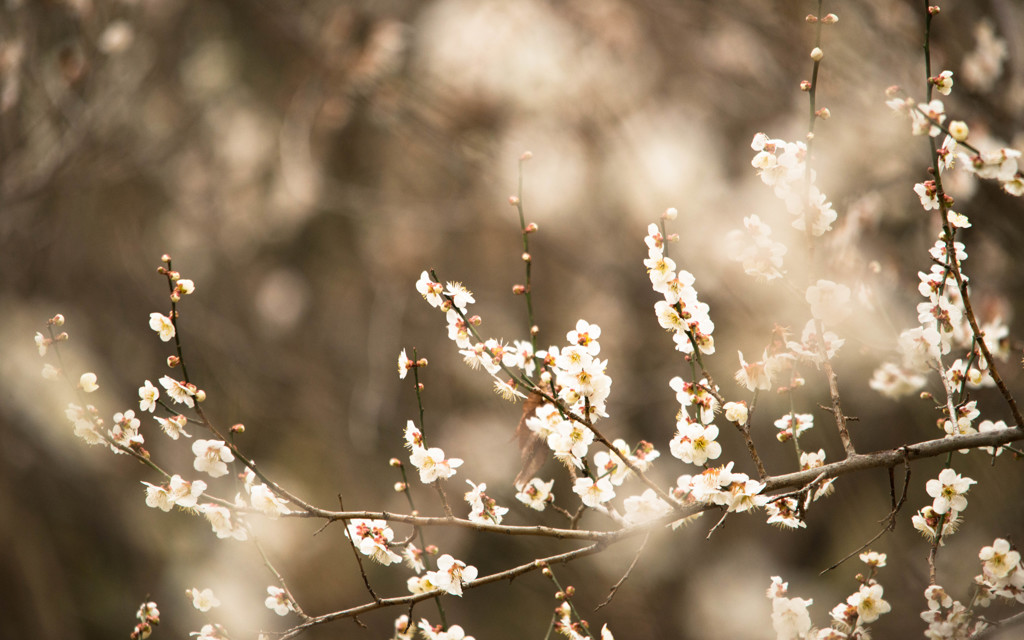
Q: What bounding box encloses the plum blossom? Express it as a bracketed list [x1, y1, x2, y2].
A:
[149, 313, 176, 342]
[926, 468, 976, 514]
[138, 380, 159, 412]
[572, 476, 615, 508]
[426, 554, 477, 597]
[265, 586, 292, 616]
[187, 588, 220, 612]
[347, 519, 402, 565]
[192, 439, 234, 478]
[409, 446, 463, 484]
[806, 280, 851, 326]
[515, 477, 554, 511]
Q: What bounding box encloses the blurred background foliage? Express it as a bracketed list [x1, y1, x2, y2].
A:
[2, 0, 1024, 638]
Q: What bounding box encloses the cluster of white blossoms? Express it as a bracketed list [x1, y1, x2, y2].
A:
[869, 221, 1011, 401]
[407, 553, 479, 598]
[767, 553, 891, 640]
[668, 376, 722, 466]
[552, 601, 614, 640]
[911, 467, 976, 544]
[463, 480, 509, 524]
[644, 216, 715, 356]
[347, 519, 402, 566]
[921, 538, 1024, 638]
[403, 420, 463, 484]
[675, 462, 767, 516]
[725, 213, 788, 281]
[750, 132, 838, 236]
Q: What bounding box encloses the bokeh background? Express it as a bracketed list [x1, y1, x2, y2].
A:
[3, 0, 1024, 638]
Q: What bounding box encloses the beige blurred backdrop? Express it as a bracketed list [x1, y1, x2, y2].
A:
[3, 0, 1024, 638]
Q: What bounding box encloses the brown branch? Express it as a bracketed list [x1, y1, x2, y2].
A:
[276, 542, 605, 639]
[337, 495, 381, 605]
[820, 459, 911, 574]
[762, 428, 1024, 493]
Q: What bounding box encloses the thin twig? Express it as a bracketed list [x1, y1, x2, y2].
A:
[595, 532, 650, 611]
[338, 495, 380, 604]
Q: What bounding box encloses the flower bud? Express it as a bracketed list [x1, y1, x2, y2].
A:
[565, 585, 575, 596]
[800, 80, 812, 91]
[394, 482, 407, 492]
[810, 47, 824, 61]
[161, 254, 172, 263]
[508, 195, 520, 206]
[167, 355, 180, 368]
[50, 314, 65, 326]
[55, 331, 69, 342]
[168, 271, 180, 282]
[513, 284, 527, 295]
[425, 544, 438, 554]
[520, 150, 533, 161]
[231, 423, 245, 433]
[195, 389, 206, 403]
[525, 222, 539, 233]
[928, 5, 940, 15]
[555, 591, 565, 600]
[663, 207, 678, 220]
[389, 457, 402, 467]
[521, 252, 531, 263]
[469, 315, 482, 326]
[530, 325, 540, 336]
[823, 13, 838, 23]
[816, 107, 831, 120]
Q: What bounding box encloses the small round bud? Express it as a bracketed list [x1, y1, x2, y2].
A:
[885, 85, 900, 97]
[417, 382, 424, 391]
[195, 389, 206, 403]
[928, 5, 940, 15]
[920, 391, 933, 400]
[508, 195, 520, 206]
[800, 80, 812, 91]
[521, 252, 531, 263]
[168, 270, 180, 281]
[565, 586, 575, 596]
[534, 560, 548, 568]
[167, 355, 180, 368]
[816, 107, 831, 120]
[530, 325, 540, 336]
[805, 14, 818, 23]
[170, 292, 181, 303]
[231, 423, 245, 433]
[948, 120, 969, 142]
[542, 567, 552, 577]
[469, 315, 482, 326]
[513, 284, 527, 295]
[663, 207, 678, 220]
[416, 357, 429, 367]
[810, 47, 823, 61]
[50, 314, 65, 326]
[425, 545, 438, 554]
[806, 131, 815, 141]
[855, 573, 865, 582]
[555, 591, 565, 600]
[161, 254, 172, 263]
[55, 331, 69, 342]
[525, 222, 539, 233]
[394, 481, 407, 492]
[520, 150, 533, 161]
[823, 13, 838, 23]
[389, 457, 402, 467]
[868, 260, 881, 274]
